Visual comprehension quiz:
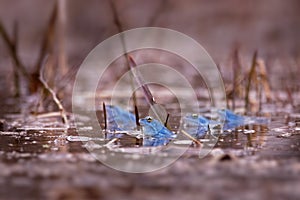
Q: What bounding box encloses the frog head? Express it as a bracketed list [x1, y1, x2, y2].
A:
[139, 116, 162, 136]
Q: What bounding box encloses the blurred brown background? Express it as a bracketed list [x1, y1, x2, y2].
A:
[1, 0, 300, 61]
[0, 0, 300, 96]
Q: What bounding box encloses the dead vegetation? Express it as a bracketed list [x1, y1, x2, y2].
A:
[0, 2, 71, 126]
[0, 0, 298, 121]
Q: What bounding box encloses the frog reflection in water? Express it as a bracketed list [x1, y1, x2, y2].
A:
[139, 116, 176, 146]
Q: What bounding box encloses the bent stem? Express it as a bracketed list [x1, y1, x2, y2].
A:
[180, 130, 201, 146]
[39, 57, 69, 128]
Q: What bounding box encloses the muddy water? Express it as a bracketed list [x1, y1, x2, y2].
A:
[0, 101, 300, 199]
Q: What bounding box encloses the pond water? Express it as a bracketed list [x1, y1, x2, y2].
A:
[0, 98, 300, 199]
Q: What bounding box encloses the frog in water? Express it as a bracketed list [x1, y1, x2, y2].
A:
[182, 114, 210, 138]
[218, 109, 269, 130]
[183, 109, 269, 137]
[139, 116, 176, 139]
[139, 116, 176, 146]
[106, 105, 136, 131]
[218, 109, 245, 130]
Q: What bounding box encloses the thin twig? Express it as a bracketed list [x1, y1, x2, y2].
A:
[39, 56, 69, 127]
[109, 1, 169, 124]
[180, 130, 201, 145]
[128, 56, 156, 105]
[164, 113, 170, 127]
[109, 0, 141, 128]
[134, 105, 140, 129]
[103, 102, 107, 130]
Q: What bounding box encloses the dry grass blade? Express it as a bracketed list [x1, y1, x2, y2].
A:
[180, 130, 201, 146]
[109, 0, 168, 124]
[128, 56, 156, 105]
[231, 48, 243, 110]
[39, 56, 69, 128]
[109, 0, 141, 128]
[0, 20, 29, 79]
[244, 50, 257, 113]
[35, 2, 58, 73]
[256, 59, 272, 102]
[128, 56, 168, 123]
[57, 0, 68, 75]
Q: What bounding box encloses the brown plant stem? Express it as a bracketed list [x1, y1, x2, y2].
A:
[39, 57, 69, 127]
[0, 20, 30, 80]
[181, 130, 201, 146]
[244, 50, 257, 113]
[103, 102, 107, 130]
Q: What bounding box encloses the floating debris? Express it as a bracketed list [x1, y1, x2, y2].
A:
[277, 132, 293, 138]
[82, 141, 103, 150]
[66, 136, 105, 142]
[17, 127, 68, 131]
[173, 140, 193, 145]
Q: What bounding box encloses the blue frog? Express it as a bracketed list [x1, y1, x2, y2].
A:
[139, 116, 176, 139]
[183, 109, 269, 137]
[218, 109, 269, 129]
[218, 109, 245, 130]
[182, 114, 210, 138]
[106, 105, 136, 131]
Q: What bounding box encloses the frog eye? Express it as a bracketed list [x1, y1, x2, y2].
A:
[146, 116, 153, 122]
[192, 114, 198, 118]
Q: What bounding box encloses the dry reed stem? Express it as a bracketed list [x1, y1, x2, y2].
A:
[244, 50, 257, 113]
[109, 0, 169, 125]
[103, 102, 107, 130]
[109, 0, 140, 128]
[256, 59, 272, 102]
[39, 57, 69, 128]
[57, 0, 68, 76]
[0, 21, 29, 79]
[35, 2, 58, 73]
[164, 113, 170, 128]
[180, 130, 201, 146]
[231, 48, 243, 110]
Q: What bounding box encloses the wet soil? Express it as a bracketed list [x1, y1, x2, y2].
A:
[0, 100, 300, 200]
